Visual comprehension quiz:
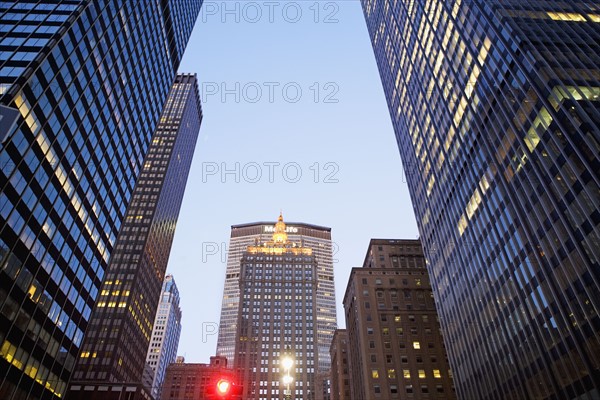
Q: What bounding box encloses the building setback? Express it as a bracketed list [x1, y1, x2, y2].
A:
[160, 356, 233, 400]
[217, 217, 337, 377]
[146, 274, 182, 400]
[361, 0, 600, 398]
[0, 2, 200, 399]
[329, 329, 350, 400]
[234, 214, 323, 400]
[343, 239, 455, 400]
[67, 73, 202, 399]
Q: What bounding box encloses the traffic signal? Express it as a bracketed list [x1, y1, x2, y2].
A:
[206, 376, 242, 399]
[216, 379, 231, 397]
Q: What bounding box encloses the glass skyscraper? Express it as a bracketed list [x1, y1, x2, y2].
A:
[146, 274, 182, 400]
[216, 214, 337, 377]
[68, 73, 202, 398]
[362, 0, 600, 399]
[0, 2, 201, 398]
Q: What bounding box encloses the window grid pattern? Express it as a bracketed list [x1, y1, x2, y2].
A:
[216, 222, 337, 377]
[71, 74, 201, 386]
[235, 251, 318, 400]
[361, 0, 600, 398]
[0, 2, 200, 397]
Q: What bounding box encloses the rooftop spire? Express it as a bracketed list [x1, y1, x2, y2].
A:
[273, 212, 288, 245]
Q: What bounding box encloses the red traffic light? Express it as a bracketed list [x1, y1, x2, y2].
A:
[216, 378, 231, 396]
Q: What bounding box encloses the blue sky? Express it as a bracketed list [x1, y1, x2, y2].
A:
[170, 1, 418, 363]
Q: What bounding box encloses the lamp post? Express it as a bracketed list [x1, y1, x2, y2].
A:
[281, 350, 294, 400]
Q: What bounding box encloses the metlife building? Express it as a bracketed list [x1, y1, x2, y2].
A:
[216, 214, 337, 375]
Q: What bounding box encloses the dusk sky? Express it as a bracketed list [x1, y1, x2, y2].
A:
[170, 1, 419, 363]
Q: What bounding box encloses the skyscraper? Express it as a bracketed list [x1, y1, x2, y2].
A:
[0, 2, 200, 399]
[146, 274, 182, 400]
[67, 73, 202, 399]
[234, 215, 321, 400]
[343, 239, 455, 400]
[217, 215, 337, 376]
[362, 1, 600, 398]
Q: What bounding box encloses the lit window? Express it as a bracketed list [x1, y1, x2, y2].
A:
[372, 369, 379, 379]
[419, 370, 426, 379]
[413, 342, 420, 349]
[433, 369, 441, 378]
[403, 369, 411, 379]
[388, 369, 396, 379]
[547, 11, 585, 22]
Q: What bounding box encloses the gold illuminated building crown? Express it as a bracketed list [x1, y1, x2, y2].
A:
[272, 212, 288, 245]
[247, 212, 312, 255]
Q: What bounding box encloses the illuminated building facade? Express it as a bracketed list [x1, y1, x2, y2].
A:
[362, 0, 600, 398]
[343, 239, 455, 400]
[67, 73, 202, 399]
[217, 216, 337, 376]
[145, 274, 182, 400]
[234, 214, 321, 400]
[0, 2, 200, 399]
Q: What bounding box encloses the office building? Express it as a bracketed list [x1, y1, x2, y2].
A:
[361, 1, 600, 397]
[160, 356, 233, 400]
[343, 239, 455, 399]
[234, 214, 321, 400]
[68, 73, 202, 399]
[329, 329, 350, 400]
[217, 214, 337, 375]
[146, 274, 182, 400]
[0, 2, 200, 399]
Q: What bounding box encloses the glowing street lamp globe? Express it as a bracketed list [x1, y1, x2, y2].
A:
[282, 375, 294, 385]
[281, 356, 294, 370]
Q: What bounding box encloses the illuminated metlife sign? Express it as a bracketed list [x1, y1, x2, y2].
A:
[263, 225, 298, 233]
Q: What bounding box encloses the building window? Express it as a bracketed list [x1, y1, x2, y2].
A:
[388, 369, 396, 379]
[433, 369, 441, 378]
[372, 370, 379, 379]
[403, 369, 411, 378]
[418, 370, 426, 379]
[413, 342, 420, 349]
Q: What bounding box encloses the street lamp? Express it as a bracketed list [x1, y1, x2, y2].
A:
[281, 356, 294, 371]
[281, 351, 294, 400]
